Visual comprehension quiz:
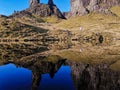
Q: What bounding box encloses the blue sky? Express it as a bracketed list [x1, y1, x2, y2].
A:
[0, 0, 70, 16]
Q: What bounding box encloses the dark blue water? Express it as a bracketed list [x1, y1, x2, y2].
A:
[0, 62, 120, 90]
[0, 64, 75, 90]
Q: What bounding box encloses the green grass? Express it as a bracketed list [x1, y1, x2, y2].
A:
[58, 13, 120, 29]
[42, 55, 63, 61]
[56, 13, 120, 39]
[43, 15, 62, 23]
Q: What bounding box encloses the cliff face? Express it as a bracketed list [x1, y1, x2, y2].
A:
[12, 0, 65, 19]
[27, 4, 65, 18]
[68, 0, 120, 17]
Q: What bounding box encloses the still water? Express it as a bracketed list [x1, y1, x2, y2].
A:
[0, 40, 120, 90]
[0, 64, 75, 90]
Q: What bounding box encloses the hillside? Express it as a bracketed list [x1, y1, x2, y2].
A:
[0, 17, 48, 40]
[57, 13, 120, 39]
[0, 0, 120, 42]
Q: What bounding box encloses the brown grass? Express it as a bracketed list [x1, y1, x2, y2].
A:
[110, 5, 120, 17]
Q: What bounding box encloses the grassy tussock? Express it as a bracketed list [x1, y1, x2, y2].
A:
[43, 15, 62, 23]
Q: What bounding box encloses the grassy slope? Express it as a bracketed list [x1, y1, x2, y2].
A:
[56, 13, 120, 38]
[0, 16, 48, 39]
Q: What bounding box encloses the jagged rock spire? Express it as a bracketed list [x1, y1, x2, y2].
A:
[48, 0, 54, 5]
[30, 0, 40, 7]
[13, 0, 65, 19]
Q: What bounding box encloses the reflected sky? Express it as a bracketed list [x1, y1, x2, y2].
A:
[0, 64, 32, 90]
[0, 40, 119, 90]
[0, 64, 75, 90]
[39, 66, 75, 90]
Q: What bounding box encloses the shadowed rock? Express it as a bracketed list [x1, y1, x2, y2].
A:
[27, 3, 65, 18]
[68, 61, 120, 90]
[48, 0, 54, 6]
[11, 0, 65, 19]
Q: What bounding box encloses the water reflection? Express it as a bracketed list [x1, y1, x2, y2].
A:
[0, 61, 120, 90]
[0, 63, 75, 90]
[39, 66, 75, 90]
[69, 62, 120, 90]
[0, 40, 119, 90]
[0, 64, 32, 90]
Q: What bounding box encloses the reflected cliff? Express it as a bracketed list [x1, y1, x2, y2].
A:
[0, 58, 66, 90]
[1, 60, 120, 90]
[29, 59, 66, 90]
[0, 39, 120, 90]
[68, 61, 120, 90]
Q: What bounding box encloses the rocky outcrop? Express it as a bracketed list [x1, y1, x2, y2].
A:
[67, 0, 120, 17]
[0, 15, 8, 18]
[30, 0, 39, 7]
[12, 0, 65, 19]
[9, 0, 120, 18]
[48, 0, 54, 6]
[27, 3, 65, 18]
[69, 0, 89, 16]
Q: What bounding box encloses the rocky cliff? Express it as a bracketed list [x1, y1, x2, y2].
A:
[11, 0, 120, 18]
[68, 0, 120, 17]
[27, 4, 65, 18]
[12, 0, 65, 19]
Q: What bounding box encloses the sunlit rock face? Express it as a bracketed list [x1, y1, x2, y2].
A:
[68, 0, 120, 17]
[70, 0, 89, 16]
[30, 0, 40, 7]
[68, 61, 120, 90]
